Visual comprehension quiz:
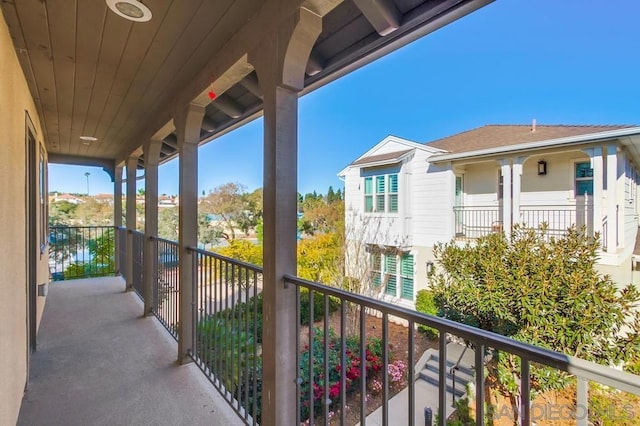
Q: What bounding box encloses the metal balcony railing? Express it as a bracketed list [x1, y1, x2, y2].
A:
[453, 206, 501, 241]
[454, 203, 598, 243]
[112, 234, 639, 426]
[49, 226, 116, 280]
[152, 236, 180, 339]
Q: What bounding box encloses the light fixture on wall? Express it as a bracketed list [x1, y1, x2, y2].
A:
[426, 261, 434, 276]
[106, 0, 152, 22]
[537, 160, 547, 176]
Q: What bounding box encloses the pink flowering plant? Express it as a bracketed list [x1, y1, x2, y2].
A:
[299, 328, 385, 422]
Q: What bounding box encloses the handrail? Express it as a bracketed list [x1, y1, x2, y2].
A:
[149, 235, 180, 245]
[186, 245, 264, 274]
[282, 273, 640, 396]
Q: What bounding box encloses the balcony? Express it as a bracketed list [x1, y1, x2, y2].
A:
[35, 226, 640, 426]
[453, 202, 597, 243]
[18, 276, 242, 425]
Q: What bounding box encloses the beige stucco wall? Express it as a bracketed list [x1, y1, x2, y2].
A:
[0, 9, 49, 425]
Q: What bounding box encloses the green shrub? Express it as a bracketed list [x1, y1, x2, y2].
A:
[415, 289, 440, 339]
[299, 287, 339, 325]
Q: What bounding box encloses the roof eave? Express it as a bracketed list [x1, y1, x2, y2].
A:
[429, 127, 640, 163]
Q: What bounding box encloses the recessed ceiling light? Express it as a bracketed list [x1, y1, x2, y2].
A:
[106, 0, 152, 22]
[80, 136, 98, 141]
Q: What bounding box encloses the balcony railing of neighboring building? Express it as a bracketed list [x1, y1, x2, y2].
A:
[51, 226, 640, 425]
[453, 206, 502, 241]
[454, 201, 602, 244]
[49, 225, 116, 281]
[519, 203, 594, 241]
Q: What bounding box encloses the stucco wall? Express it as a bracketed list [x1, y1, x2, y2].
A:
[0, 9, 48, 425]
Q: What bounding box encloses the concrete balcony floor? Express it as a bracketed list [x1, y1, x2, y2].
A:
[18, 276, 242, 426]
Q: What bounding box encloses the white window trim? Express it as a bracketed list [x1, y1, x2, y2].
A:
[363, 172, 400, 215]
[568, 157, 594, 202]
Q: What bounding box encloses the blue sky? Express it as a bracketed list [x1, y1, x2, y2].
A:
[49, 0, 640, 196]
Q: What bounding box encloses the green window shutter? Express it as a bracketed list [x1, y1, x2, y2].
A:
[376, 194, 385, 212]
[385, 254, 397, 296]
[373, 272, 382, 287]
[388, 174, 398, 193]
[376, 176, 385, 193]
[400, 254, 414, 300]
[385, 254, 396, 274]
[386, 276, 397, 295]
[389, 194, 398, 213]
[400, 254, 413, 276]
[401, 278, 414, 300]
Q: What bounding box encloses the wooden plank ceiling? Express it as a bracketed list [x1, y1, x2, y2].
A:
[1, 0, 492, 169]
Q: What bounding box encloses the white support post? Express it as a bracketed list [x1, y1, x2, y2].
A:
[590, 147, 604, 244]
[616, 149, 626, 250]
[249, 8, 321, 425]
[143, 139, 162, 316]
[512, 157, 525, 227]
[499, 160, 512, 237]
[126, 155, 138, 291]
[175, 103, 204, 365]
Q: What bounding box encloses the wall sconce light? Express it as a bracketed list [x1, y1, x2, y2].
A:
[537, 160, 547, 175]
[426, 261, 434, 276]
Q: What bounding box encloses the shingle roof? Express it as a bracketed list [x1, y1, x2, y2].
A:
[351, 149, 412, 166]
[426, 125, 636, 154]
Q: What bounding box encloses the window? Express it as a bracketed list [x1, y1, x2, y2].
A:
[371, 251, 382, 287]
[369, 248, 414, 301]
[400, 253, 414, 300]
[364, 177, 373, 212]
[575, 162, 594, 196]
[384, 254, 397, 296]
[388, 174, 398, 213]
[363, 173, 398, 213]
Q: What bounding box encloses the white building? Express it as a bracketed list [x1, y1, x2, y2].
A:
[339, 124, 640, 307]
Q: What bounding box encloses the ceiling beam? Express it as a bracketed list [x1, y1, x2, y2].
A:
[210, 94, 244, 119]
[352, 0, 401, 36]
[305, 50, 326, 76]
[239, 72, 263, 99]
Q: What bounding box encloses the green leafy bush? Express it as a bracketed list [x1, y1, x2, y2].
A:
[299, 287, 339, 325]
[415, 289, 440, 339]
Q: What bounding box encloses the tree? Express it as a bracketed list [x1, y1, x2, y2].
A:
[49, 200, 78, 226]
[430, 225, 640, 422]
[158, 207, 179, 241]
[200, 182, 260, 241]
[74, 198, 113, 225]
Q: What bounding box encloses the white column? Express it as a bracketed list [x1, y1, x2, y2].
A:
[512, 157, 525, 227]
[114, 164, 123, 276]
[606, 145, 618, 252]
[615, 148, 626, 250]
[175, 103, 204, 365]
[143, 139, 162, 316]
[126, 155, 138, 291]
[249, 8, 321, 425]
[590, 147, 604, 244]
[499, 160, 512, 237]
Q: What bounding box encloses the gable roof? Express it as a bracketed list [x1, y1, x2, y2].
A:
[351, 149, 413, 166]
[426, 125, 636, 154]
